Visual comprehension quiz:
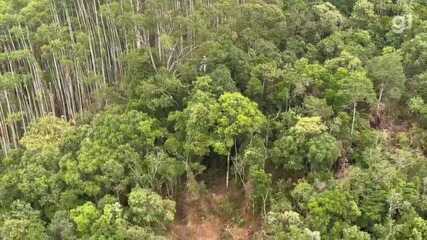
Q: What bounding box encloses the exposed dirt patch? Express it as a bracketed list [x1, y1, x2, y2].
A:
[169, 177, 259, 240]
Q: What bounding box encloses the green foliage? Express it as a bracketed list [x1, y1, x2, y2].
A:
[367, 47, 406, 103]
[1, 0, 427, 239]
[248, 166, 272, 213]
[266, 206, 320, 240]
[128, 71, 187, 117]
[48, 211, 76, 240]
[70, 202, 100, 236]
[336, 69, 375, 107]
[303, 96, 334, 119]
[403, 33, 427, 78]
[169, 83, 220, 158]
[291, 181, 315, 213]
[0, 201, 48, 240]
[308, 189, 361, 237]
[128, 187, 175, 229]
[273, 116, 340, 173]
[342, 226, 371, 240]
[214, 92, 266, 155]
[410, 97, 427, 120]
[20, 115, 72, 152]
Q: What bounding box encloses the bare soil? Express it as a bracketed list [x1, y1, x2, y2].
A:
[168, 177, 259, 240]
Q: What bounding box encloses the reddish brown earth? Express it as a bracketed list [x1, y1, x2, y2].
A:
[169, 178, 259, 240]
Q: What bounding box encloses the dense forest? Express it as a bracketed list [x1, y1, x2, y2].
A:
[0, 0, 427, 239]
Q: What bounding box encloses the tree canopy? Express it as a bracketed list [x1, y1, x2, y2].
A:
[1, 0, 427, 239]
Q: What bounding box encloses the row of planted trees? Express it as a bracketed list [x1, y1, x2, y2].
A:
[0, 0, 123, 153]
[0, 0, 248, 154]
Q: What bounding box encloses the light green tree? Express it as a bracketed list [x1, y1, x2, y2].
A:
[128, 187, 175, 230]
[214, 92, 266, 189]
[273, 117, 341, 173]
[0, 201, 48, 240]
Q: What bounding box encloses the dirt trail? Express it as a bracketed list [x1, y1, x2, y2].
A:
[168, 178, 257, 240]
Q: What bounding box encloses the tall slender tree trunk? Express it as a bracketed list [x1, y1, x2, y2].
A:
[377, 84, 384, 112]
[351, 102, 357, 136]
[3, 90, 17, 148]
[226, 151, 230, 189]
